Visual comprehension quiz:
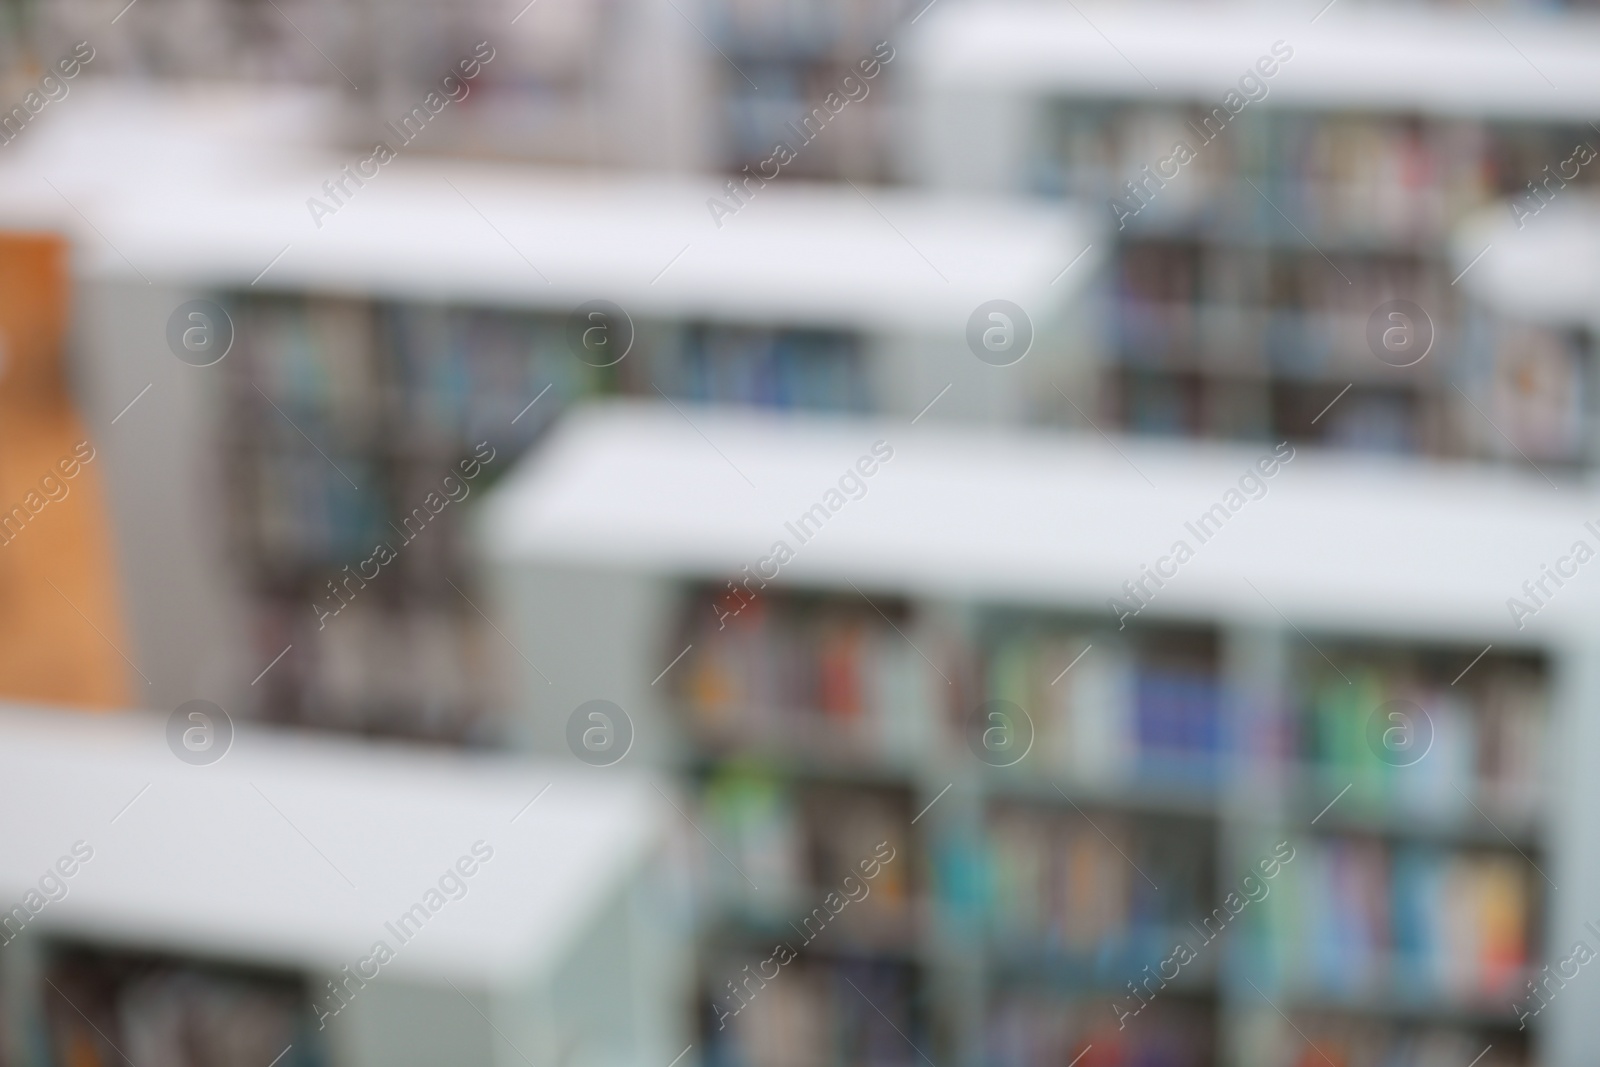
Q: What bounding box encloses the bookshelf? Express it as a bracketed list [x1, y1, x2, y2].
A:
[0, 703, 682, 1067]
[905, 2, 1600, 466]
[482, 402, 1600, 1067]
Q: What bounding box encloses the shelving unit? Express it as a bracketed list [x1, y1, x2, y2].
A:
[905, 2, 1600, 466]
[0, 703, 682, 1067]
[0, 82, 1095, 737]
[482, 402, 1600, 1067]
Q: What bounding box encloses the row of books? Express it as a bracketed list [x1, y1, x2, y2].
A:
[1042, 106, 1592, 246]
[1243, 837, 1533, 1006]
[1302, 662, 1549, 818]
[664, 326, 872, 412]
[680, 599, 1230, 779]
[1277, 1018, 1523, 1067]
[43, 946, 323, 1067]
[719, 63, 896, 182]
[981, 804, 1212, 966]
[382, 303, 597, 442]
[232, 297, 386, 433]
[678, 602, 1554, 810]
[696, 768, 913, 927]
[223, 444, 490, 582]
[1108, 371, 1429, 454]
[987, 992, 1213, 1067]
[679, 596, 937, 761]
[708, 0, 902, 51]
[222, 442, 391, 570]
[42, 0, 355, 85]
[248, 597, 494, 742]
[989, 994, 1525, 1067]
[1108, 237, 1452, 415]
[706, 0, 902, 180]
[231, 297, 869, 441]
[229, 297, 590, 446]
[988, 634, 1225, 783]
[1113, 301, 1455, 379]
[961, 828, 1531, 1014]
[704, 957, 921, 1067]
[1115, 238, 1442, 316]
[1111, 365, 1587, 466]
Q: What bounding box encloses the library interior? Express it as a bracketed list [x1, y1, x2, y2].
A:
[0, 1, 1597, 1066]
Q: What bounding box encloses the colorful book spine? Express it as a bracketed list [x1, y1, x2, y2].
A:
[707, 958, 920, 1067]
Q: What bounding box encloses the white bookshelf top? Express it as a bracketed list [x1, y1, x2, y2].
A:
[483, 401, 1600, 644]
[0, 704, 664, 986]
[909, 1, 1600, 120]
[1453, 197, 1600, 329]
[0, 82, 1095, 334]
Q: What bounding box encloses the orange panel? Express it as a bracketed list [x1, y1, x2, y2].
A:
[0, 230, 133, 710]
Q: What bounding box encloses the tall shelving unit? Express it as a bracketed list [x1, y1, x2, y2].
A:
[0, 704, 680, 1067]
[906, 2, 1600, 467]
[484, 403, 1599, 1067]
